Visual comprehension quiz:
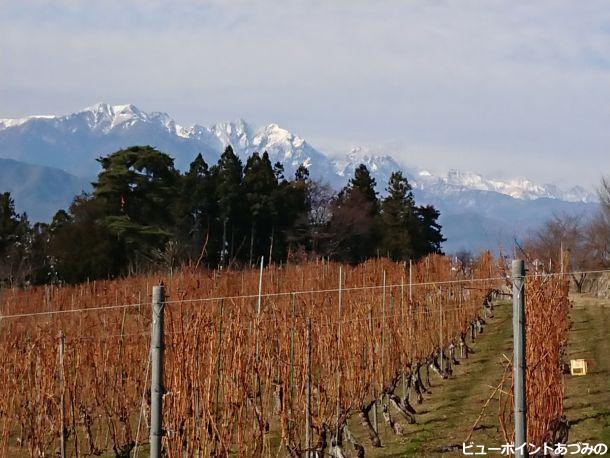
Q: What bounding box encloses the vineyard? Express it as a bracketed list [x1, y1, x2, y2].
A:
[0, 253, 574, 457]
[498, 268, 572, 450]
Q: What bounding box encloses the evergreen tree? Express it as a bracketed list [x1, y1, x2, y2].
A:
[380, 172, 417, 260]
[0, 192, 31, 285]
[176, 153, 217, 264]
[243, 152, 278, 264]
[0, 192, 21, 254]
[413, 205, 445, 257]
[348, 164, 379, 212]
[211, 146, 244, 265]
[294, 164, 310, 182]
[271, 164, 311, 261]
[273, 161, 285, 182]
[329, 164, 380, 262]
[93, 146, 179, 253]
[2, 145, 448, 284]
[48, 196, 125, 282]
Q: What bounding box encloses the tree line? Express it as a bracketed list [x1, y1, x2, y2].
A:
[525, 177, 610, 291]
[0, 145, 445, 285]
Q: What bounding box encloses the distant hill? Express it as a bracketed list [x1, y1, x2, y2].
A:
[0, 158, 90, 222]
[417, 189, 598, 253]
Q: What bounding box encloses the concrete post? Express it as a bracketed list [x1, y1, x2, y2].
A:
[512, 260, 528, 457]
[150, 285, 165, 458]
[58, 331, 66, 458]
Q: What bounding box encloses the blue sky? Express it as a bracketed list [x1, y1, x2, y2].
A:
[1, 0, 609, 187]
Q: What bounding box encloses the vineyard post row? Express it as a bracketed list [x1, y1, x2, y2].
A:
[134, 255, 496, 457]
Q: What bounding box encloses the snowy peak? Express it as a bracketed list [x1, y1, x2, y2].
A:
[0, 103, 596, 203]
[331, 147, 405, 192]
[445, 169, 552, 199]
[410, 168, 597, 203]
[77, 102, 182, 134]
[253, 123, 304, 150]
[210, 119, 253, 151]
[0, 114, 56, 130]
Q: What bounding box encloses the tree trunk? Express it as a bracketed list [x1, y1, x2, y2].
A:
[389, 393, 416, 423]
[572, 273, 587, 293]
[249, 223, 256, 267]
[269, 226, 275, 264]
[344, 425, 365, 458]
[314, 425, 328, 457]
[358, 403, 381, 447]
[220, 218, 228, 266]
[424, 360, 432, 386]
[429, 356, 447, 380]
[382, 403, 404, 435]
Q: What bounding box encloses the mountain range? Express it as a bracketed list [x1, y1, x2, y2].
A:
[0, 103, 600, 253]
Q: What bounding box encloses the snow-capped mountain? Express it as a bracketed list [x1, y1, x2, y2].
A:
[0, 103, 333, 180]
[0, 103, 600, 252]
[0, 103, 596, 202]
[410, 169, 596, 203]
[331, 147, 408, 191]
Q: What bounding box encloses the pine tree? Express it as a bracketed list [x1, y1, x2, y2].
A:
[211, 146, 244, 265]
[329, 164, 380, 262]
[294, 164, 310, 182]
[348, 164, 379, 212]
[48, 196, 125, 282]
[0, 192, 31, 285]
[272, 165, 311, 261]
[176, 153, 217, 264]
[413, 205, 445, 257]
[380, 172, 417, 260]
[0, 192, 20, 254]
[94, 145, 179, 237]
[243, 152, 278, 264]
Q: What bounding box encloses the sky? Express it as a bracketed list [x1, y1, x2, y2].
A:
[1, 0, 609, 188]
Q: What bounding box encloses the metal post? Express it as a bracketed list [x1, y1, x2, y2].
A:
[305, 318, 312, 458]
[408, 260, 413, 349]
[368, 309, 378, 434]
[257, 256, 264, 316]
[58, 331, 66, 458]
[400, 276, 405, 326]
[439, 297, 444, 374]
[336, 267, 343, 446]
[381, 271, 386, 394]
[401, 276, 407, 400]
[409, 259, 413, 302]
[255, 257, 264, 408]
[560, 242, 564, 276]
[150, 285, 165, 458]
[290, 293, 296, 410]
[512, 260, 527, 457]
[215, 299, 224, 424]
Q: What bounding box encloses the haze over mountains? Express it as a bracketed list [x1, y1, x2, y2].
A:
[0, 103, 599, 253]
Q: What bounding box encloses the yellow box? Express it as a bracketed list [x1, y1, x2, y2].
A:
[570, 359, 588, 376]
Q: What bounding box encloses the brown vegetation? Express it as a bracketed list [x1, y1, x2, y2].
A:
[0, 254, 499, 456]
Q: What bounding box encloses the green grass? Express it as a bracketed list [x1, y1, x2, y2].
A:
[563, 294, 610, 447]
[365, 294, 610, 457]
[353, 301, 513, 457]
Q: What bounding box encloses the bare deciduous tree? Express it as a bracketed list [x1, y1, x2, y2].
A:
[526, 176, 610, 292]
[585, 176, 610, 267]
